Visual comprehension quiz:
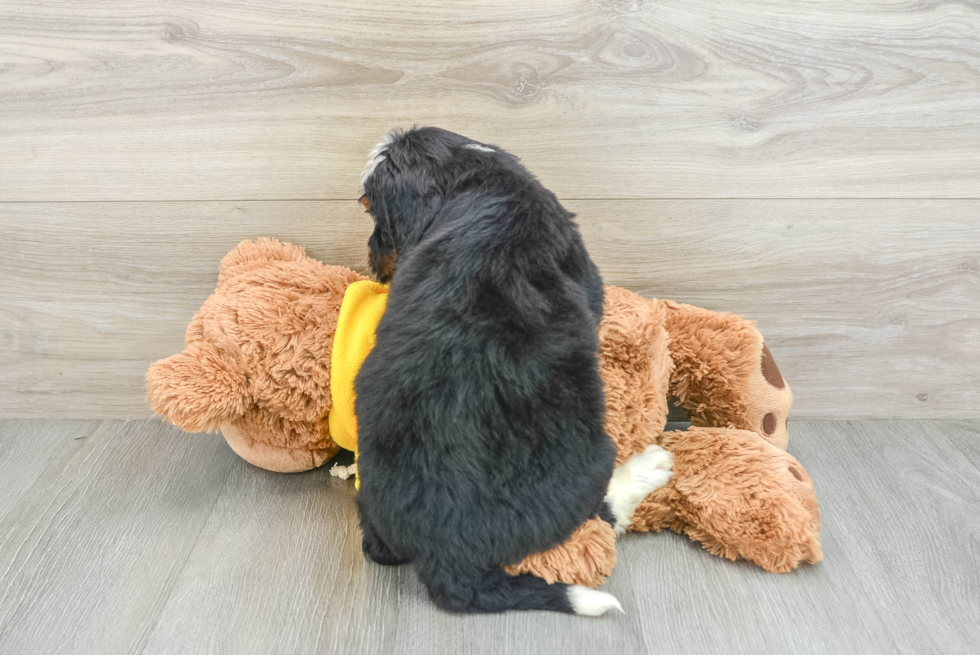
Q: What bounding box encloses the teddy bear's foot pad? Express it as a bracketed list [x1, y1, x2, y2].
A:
[605, 445, 673, 535]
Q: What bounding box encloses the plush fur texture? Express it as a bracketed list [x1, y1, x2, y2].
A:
[502, 518, 616, 587]
[599, 286, 674, 464]
[661, 300, 793, 450]
[146, 238, 364, 472]
[598, 288, 820, 572]
[629, 428, 822, 573]
[354, 127, 616, 614]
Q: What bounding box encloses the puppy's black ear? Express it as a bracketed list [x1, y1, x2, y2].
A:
[367, 223, 396, 283]
[364, 156, 443, 263]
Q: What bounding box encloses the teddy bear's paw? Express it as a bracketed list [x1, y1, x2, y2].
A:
[605, 444, 674, 535]
[567, 586, 624, 616]
[329, 463, 356, 480]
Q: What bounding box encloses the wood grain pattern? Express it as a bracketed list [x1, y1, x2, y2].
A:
[0, 419, 978, 654]
[941, 420, 980, 471]
[789, 421, 980, 653]
[1, 1, 979, 200]
[0, 420, 98, 525]
[577, 199, 980, 420]
[139, 463, 402, 655]
[0, 420, 237, 655]
[2, 200, 977, 420]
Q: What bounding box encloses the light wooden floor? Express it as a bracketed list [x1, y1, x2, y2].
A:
[1, 419, 977, 655]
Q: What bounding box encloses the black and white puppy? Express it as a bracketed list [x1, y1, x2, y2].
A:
[355, 127, 671, 615]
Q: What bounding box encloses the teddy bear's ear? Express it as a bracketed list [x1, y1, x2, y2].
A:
[146, 342, 248, 433]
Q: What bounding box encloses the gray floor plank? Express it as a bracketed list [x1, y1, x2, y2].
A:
[139, 463, 400, 655]
[789, 421, 980, 654]
[382, 568, 645, 655]
[618, 528, 896, 655]
[938, 420, 980, 478]
[1, 419, 979, 654]
[0, 421, 238, 655]
[139, 460, 647, 655]
[0, 420, 99, 526]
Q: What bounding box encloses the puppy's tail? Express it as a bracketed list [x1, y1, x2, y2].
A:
[416, 558, 622, 616]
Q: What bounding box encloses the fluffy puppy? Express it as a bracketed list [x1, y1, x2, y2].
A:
[355, 127, 653, 615]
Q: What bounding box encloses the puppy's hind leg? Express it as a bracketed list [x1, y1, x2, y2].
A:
[358, 501, 413, 566]
[602, 444, 673, 535]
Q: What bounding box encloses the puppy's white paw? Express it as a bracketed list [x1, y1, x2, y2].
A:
[605, 444, 674, 534]
[330, 463, 356, 480]
[567, 585, 624, 616]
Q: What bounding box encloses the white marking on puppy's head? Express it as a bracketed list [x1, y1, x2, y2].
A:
[361, 131, 398, 186]
[463, 143, 495, 154]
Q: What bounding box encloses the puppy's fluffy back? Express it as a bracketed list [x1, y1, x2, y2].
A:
[355, 127, 615, 614]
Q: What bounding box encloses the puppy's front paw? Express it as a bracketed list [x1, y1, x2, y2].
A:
[605, 444, 674, 534]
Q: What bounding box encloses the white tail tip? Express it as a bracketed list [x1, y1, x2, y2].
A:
[567, 585, 624, 616]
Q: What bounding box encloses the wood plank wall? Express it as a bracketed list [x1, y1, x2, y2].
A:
[1, 1, 978, 419]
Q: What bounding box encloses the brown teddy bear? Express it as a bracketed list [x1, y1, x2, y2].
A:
[146, 238, 362, 473]
[147, 238, 821, 586]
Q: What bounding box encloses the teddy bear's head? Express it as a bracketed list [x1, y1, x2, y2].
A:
[146, 238, 366, 472]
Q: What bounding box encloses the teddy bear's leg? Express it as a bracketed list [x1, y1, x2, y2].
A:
[632, 427, 822, 573]
[657, 299, 793, 450]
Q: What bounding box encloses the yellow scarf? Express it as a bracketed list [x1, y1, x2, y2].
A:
[328, 280, 389, 488]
